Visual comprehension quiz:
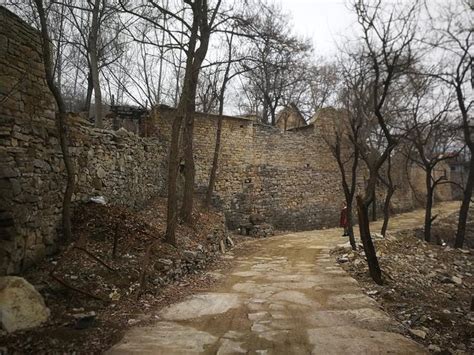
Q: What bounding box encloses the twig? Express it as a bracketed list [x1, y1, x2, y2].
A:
[136, 235, 164, 300]
[74, 246, 117, 272]
[136, 241, 155, 300]
[113, 223, 119, 259]
[50, 273, 105, 301]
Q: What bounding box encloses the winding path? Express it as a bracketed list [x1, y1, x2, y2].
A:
[108, 202, 459, 354]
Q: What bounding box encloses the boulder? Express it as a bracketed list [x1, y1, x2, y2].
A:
[0, 276, 50, 332]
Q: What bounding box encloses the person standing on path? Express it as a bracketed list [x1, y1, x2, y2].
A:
[340, 201, 349, 236]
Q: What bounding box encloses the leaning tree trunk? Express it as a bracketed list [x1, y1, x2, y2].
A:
[35, 0, 74, 241]
[205, 31, 233, 208]
[455, 156, 474, 248]
[205, 97, 224, 208]
[357, 195, 382, 285]
[380, 186, 395, 237]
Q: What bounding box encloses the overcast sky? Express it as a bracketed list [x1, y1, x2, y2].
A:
[278, 0, 357, 57]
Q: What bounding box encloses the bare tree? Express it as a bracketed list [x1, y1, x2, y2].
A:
[179, 0, 222, 226]
[308, 63, 339, 112]
[320, 55, 370, 250]
[320, 107, 360, 251]
[205, 27, 251, 208]
[378, 154, 396, 237]
[238, 2, 311, 125]
[34, 0, 74, 241]
[352, 0, 419, 284]
[402, 74, 460, 242]
[120, 0, 223, 243]
[196, 66, 221, 113]
[424, 0, 473, 248]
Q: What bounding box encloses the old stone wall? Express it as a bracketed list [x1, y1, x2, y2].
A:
[0, 8, 167, 275]
[154, 107, 455, 230]
[153, 108, 420, 230]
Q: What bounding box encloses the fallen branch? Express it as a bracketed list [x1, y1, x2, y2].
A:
[74, 246, 116, 272]
[136, 235, 164, 300]
[50, 273, 105, 301]
[136, 243, 153, 300]
[49, 239, 108, 302]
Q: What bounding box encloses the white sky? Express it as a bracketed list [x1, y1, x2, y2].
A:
[278, 0, 357, 57]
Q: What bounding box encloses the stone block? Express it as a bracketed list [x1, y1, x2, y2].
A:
[0, 276, 50, 332]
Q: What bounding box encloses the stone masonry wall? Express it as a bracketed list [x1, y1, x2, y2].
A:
[156, 109, 389, 230]
[0, 8, 167, 275]
[154, 107, 447, 231]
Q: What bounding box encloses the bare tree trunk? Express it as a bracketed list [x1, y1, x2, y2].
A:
[455, 156, 474, 248]
[181, 108, 196, 222]
[34, 0, 74, 241]
[380, 187, 394, 237]
[346, 201, 357, 250]
[423, 167, 435, 242]
[371, 190, 377, 221]
[454, 74, 473, 247]
[165, 109, 183, 246]
[89, 0, 103, 128]
[357, 195, 382, 285]
[205, 33, 234, 209]
[205, 98, 224, 208]
[84, 72, 93, 113]
[180, 1, 216, 223]
[380, 155, 395, 237]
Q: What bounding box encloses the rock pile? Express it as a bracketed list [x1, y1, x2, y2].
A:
[249, 223, 274, 238]
[239, 214, 275, 238]
[333, 231, 473, 353]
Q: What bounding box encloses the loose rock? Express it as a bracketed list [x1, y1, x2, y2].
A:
[0, 277, 50, 333]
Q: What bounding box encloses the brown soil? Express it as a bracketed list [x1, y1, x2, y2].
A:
[0, 198, 239, 354]
[333, 230, 474, 354]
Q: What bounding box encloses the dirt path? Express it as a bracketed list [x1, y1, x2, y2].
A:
[108, 202, 460, 354]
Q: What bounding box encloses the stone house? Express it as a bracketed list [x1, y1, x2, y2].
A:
[275, 103, 307, 131]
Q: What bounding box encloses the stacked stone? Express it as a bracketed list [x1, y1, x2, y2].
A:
[0, 7, 58, 275]
[0, 7, 168, 275]
[154, 106, 435, 233]
[156, 109, 345, 231]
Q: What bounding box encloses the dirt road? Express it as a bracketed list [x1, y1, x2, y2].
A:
[108, 202, 459, 354]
